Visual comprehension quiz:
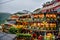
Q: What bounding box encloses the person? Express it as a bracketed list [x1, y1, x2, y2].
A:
[0, 25, 2, 29]
[1, 24, 5, 32]
[46, 33, 53, 40]
[0, 25, 2, 32]
[33, 33, 37, 38]
[31, 36, 34, 40]
[38, 35, 43, 40]
[57, 32, 60, 40]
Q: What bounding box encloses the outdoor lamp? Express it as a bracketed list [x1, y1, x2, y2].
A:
[46, 23, 49, 30]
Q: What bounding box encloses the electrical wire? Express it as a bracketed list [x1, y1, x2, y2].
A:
[0, 0, 14, 4]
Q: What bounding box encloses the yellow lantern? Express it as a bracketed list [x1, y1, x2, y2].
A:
[34, 23, 37, 26]
[46, 23, 49, 28]
[47, 33, 52, 38]
[53, 14, 56, 18]
[50, 14, 53, 17]
[50, 23, 53, 30]
[50, 23, 56, 30]
[43, 21, 47, 25]
[33, 15, 38, 18]
[16, 25, 24, 28]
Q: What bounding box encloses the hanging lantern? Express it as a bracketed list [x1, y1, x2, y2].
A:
[46, 14, 50, 18]
[16, 25, 24, 28]
[50, 23, 56, 28]
[46, 23, 49, 30]
[50, 23, 53, 30]
[34, 23, 36, 26]
[40, 23, 44, 27]
[53, 14, 56, 18]
[39, 14, 44, 18]
[38, 23, 40, 26]
[31, 23, 37, 27]
[53, 23, 56, 30]
[47, 18, 50, 21]
[33, 14, 38, 18]
[31, 23, 34, 27]
[50, 14, 53, 17]
[40, 23, 44, 30]
[50, 23, 56, 30]
[50, 14, 56, 18]
[43, 21, 47, 25]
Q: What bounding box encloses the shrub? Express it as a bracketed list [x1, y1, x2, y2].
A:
[9, 27, 17, 34]
[16, 33, 31, 38]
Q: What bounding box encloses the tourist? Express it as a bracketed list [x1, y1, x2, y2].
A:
[38, 35, 43, 40]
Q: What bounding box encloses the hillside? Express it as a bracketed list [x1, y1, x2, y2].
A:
[0, 12, 11, 24]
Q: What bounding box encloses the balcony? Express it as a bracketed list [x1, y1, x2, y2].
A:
[19, 18, 33, 22]
[33, 18, 44, 22]
[46, 18, 57, 22]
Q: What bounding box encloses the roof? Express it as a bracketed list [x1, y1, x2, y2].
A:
[41, 2, 60, 10]
[0, 32, 16, 40]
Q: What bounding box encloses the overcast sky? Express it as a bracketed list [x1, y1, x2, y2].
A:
[0, 0, 52, 13]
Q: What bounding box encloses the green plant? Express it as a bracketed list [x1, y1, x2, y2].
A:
[17, 28, 22, 33]
[16, 33, 31, 38]
[9, 27, 17, 34]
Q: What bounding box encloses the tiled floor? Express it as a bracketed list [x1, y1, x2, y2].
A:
[0, 32, 16, 40]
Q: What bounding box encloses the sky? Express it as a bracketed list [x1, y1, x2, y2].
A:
[0, 0, 52, 14]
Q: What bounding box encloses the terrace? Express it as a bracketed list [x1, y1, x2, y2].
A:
[0, 32, 16, 40]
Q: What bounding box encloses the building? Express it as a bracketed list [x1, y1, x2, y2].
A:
[41, 0, 60, 33]
[41, 0, 60, 13]
[2, 0, 60, 39]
